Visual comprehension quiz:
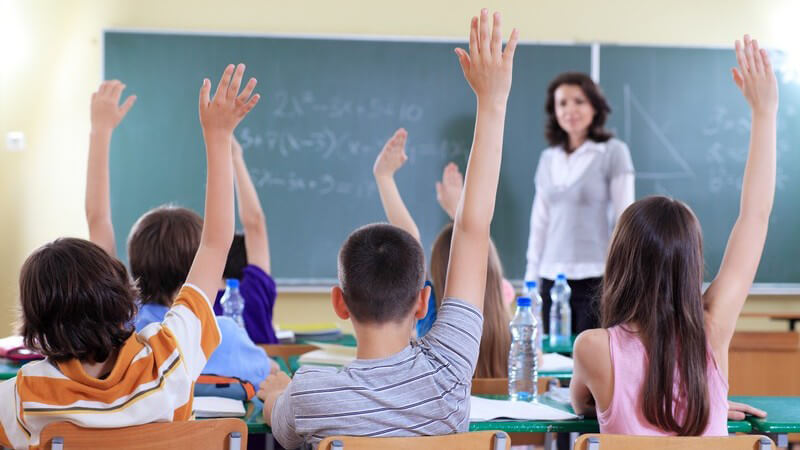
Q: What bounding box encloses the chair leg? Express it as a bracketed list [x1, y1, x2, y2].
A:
[493, 432, 508, 449]
[228, 431, 242, 450]
[51, 437, 64, 450]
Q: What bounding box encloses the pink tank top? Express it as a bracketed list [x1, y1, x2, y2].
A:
[597, 325, 729, 436]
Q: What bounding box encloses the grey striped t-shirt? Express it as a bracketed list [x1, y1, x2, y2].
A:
[271, 298, 483, 449]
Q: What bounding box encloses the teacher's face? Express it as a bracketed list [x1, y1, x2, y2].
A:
[554, 84, 595, 138]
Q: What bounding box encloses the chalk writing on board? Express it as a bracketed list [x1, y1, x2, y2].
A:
[238, 127, 469, 163]
[249, 168, 379, 198]
[703, 107, 790, 193]
[270, 90, 424, 122]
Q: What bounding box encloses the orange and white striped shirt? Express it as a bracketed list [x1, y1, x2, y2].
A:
[0, 284, 221, 450]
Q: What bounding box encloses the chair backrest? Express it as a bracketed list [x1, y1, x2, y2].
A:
[574, 434, 775, 450]
[39, 418, 247, 450]
[318, 431, 511, 450]
[259, 343, 319, 371]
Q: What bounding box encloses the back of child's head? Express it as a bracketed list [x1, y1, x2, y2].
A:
[602, 195, 709, 435]
[19, 238, 138, 363]
[223, 233, 247, 280]
[338, 223, 425, 324]
[128, 205, 203, 306]
[430, 223, 510, 378]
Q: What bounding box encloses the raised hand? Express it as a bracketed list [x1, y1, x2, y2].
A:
[91, 80, 136, 132]
[436, 162, 464, 219]
[454, 9, 518, 104]
[732, 35, 778, 116]
[199, 63, 260, 136]
[373, 128, 409, 178]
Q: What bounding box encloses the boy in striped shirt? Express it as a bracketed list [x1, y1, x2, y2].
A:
[0, 63, 260, 449]
[258, 10, 518, 449]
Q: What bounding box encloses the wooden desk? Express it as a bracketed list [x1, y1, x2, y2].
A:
[740, 313, 800, 331]
[729, 332, 800, 396]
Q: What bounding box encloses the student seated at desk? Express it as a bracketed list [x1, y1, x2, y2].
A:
[256, 10, 518, 448]
[372, 134, 516, 378]
[570, 35, 778, 436]
[0, 64, 258, 449]
[83, 78, 277, 391]
[213, 137, 279, 345]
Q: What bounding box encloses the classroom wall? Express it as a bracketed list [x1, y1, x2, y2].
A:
[1, 0, 798, 337]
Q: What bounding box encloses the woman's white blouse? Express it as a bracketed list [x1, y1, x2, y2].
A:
[524, 138, 635, 281]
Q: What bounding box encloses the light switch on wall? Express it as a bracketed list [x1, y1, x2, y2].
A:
[6, 132, 25, 151]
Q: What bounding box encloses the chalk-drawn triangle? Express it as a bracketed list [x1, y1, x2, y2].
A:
[623, 84, 695, 181]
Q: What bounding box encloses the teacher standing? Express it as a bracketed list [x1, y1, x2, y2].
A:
[525, 72, 634, 335]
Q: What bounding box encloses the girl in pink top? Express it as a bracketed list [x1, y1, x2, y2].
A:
[570, 35, 778, 436]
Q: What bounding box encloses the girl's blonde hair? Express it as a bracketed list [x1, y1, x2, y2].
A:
[430, 223, 510, 378]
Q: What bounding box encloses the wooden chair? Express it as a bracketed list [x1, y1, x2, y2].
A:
[574, 434, 775, 450]
[470, 377, 554, 447]
[39, 418, 247, 450]
[318, 430, 510, 449]
[258, 343, 319, 373]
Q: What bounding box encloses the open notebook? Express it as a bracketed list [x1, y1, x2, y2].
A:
[192, 396, 246, 418]
[469, 396, 578, 421]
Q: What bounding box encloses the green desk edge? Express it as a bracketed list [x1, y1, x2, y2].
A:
[730, 396, 800, 434]
[243, 394, 752, 435]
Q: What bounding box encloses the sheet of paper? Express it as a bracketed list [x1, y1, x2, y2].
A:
[541, 352, 574, 372]
[298, 344, 356, 366]
[192, 396, 246, 418]
[469, 396, 578, 421]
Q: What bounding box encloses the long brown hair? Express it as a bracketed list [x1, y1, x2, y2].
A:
[602, 196, 709, 435]
[430, 223, 510, 378]
[545, 72, 613, 149]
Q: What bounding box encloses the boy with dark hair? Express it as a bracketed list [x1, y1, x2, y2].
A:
[0, 64, 260, 448]
[82, 80, 276, 390]
[257, 10, 518, 448]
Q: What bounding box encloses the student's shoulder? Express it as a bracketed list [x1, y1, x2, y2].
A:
[168, 283, 216, 320]
[573, 329, 610, 370]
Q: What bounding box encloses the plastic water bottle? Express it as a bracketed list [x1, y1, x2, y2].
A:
[220, 279, 245, 328]
[524, 280, 544, 355]
[549, 274, 572, 347]
[508, 296, 538, 402]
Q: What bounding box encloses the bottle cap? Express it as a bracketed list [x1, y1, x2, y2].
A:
[226, 278, 240, 289]
[525, 280, 537, 289]
[556, 273, 567, 281]
[517, 296, 532, 307]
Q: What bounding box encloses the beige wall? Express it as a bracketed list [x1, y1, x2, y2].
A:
[1, 0, 799, 336]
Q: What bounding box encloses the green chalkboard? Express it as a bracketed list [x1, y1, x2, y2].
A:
[103, 31, 591, 284]
[599, 45, 800, 285]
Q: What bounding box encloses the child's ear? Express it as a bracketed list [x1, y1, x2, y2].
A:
[414, 285, 432, 319]
[331, 286, 351, 320]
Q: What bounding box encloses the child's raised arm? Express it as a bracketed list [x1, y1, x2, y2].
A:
[372, 128, 421, 243]
[232, 137, 271, 273]
[704, 35, 778, 371]
[435, 162, 464, 220]
[187, 64, 260, 302]
[85, 81, 136, 256]
[443, 10, 517, 310]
